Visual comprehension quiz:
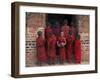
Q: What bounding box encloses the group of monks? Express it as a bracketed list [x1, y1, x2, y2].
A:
[36, 20, 81, 66]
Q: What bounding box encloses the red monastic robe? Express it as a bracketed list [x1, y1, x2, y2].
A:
[69, 27, 76, 40]
[52, 26, 61, 55]
[67, 35, 74, 63]
[74, 39, 81, 63]
[36, 36, 47, 62]
[47, 35, 57, 60]
[45, 27, 53, 40]
[45, 27, 53, 52]
[58, 36, 66, 63]
[52, 26, 61, 39]
[61, 25, 69, 39]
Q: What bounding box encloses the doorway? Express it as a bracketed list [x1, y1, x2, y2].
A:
[46, 14, 77, 27]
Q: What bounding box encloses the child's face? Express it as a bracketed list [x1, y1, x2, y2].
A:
[61, 32, 64, 36]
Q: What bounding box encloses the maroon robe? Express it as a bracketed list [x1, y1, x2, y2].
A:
[52, 27, 61, 39]
[61, 25, 69, 39]
[74, 39, 81, 63]
[36, 36, 47, 62]
[52, 26, 61, 55]
[67, 35, 74, 63]
[58, 36, 66, 63]
[45, 27, 53, 40]
[45, 27, 53, 53]
[69, 27, 76, 40]
[47, 35, 57, 61]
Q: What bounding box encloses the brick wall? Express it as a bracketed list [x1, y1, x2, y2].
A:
[26, 13, 46, 67]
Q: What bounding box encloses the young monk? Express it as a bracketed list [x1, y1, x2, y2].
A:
[36, 31, 47, 66]
[61, 19, 69, 39]
[45, 22, 53, 58]
[69, 22, 77, 62]
[52, 21, 61, 39]
[67, 31, 74, 63]
[69, 22, 76, 41]
[47, 32, 57, 64]
[74, 34, 81, 63]
[57, 32, 66, 64]
[61, 20, 69, 61]
[45, 22, 53, 40]
[52, 21, 61, 56]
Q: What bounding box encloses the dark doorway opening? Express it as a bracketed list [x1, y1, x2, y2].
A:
[46, 14, 77, 27]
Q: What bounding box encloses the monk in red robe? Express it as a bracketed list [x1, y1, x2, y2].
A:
[61, 19, 69, 39]
[57, 32, 66, 64]
[52, 21, 61, 56]
[69, 22, 76, 41]
[47, 32, 57, 64]
[45, 23, 53, 40]
[45, 23, 53, 57]
[36, 31, 47, 66]
[74, 34, 81, 63]
[52, 21, 61, 39]
[69, 22, 77, 62]
[67, 31, 74, 63]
